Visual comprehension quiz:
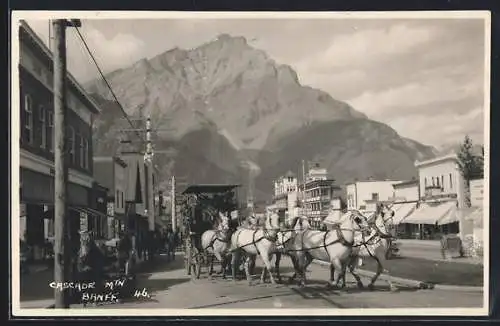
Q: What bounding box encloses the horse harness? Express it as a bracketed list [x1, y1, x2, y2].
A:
[231, 227, 279, 255]
[203, 230, 230, 251]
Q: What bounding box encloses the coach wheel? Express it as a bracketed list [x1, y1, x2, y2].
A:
[185, 241, 192, 275]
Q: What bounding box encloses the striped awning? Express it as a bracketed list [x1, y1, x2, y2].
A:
[391, 202, 417, 224]
[401, 201, 457, 225]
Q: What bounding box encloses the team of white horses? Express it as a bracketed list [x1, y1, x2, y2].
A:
[199, 203, 397, 291]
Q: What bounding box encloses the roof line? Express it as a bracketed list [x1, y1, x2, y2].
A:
[19, 20, 101, 114]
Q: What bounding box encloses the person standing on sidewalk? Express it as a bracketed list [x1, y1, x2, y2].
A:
[117, 231, 132, 275]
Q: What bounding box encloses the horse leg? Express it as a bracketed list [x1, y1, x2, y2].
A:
[231, 250, 240, 283]
[214, 251, 223, 275]
[368, 255, 383, 291]
[260, 253, 277, 285]
[260, 263, 267, 284]
[208, 254, 214, 276]
[328, 257, 343, 289]
[349, 257, 364, 289]
[287, 255, 298, 284]
[275, 252, 282, 283]
[220, 254, 228, 279]
[244, 256, 253, 285]
[335, 261, 347, 288]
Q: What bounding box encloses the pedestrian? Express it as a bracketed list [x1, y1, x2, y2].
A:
[117, 231, 132, 275]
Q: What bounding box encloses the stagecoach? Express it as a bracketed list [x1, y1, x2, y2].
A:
[181, 184, 240, 279]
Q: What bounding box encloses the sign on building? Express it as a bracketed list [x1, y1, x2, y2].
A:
[470, 179, 483, 207]
[80, 212, 88, 233]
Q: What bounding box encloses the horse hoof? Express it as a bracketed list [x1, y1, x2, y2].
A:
[368, 284, 375, 291]
[357, 282, 364, 289]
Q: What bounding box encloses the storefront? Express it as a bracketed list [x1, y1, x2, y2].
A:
[398, 200, 459, 240]
[20, 168, 91, 260]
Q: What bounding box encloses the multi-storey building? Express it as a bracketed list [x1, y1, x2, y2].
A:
[93, 156, 128, 239]
[346, 179, 402, 212]
[120, 153, 157, 259]
[18, 21, 101, 260]
[400, 154, 466, 239]
[273, 171, 298, 211]
[297, 164, 341, 228]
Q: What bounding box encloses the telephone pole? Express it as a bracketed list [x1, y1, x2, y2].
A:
[52, 18, 81, 309]
[171, 175, 176, 232]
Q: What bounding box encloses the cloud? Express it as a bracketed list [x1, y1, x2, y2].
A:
[388, 106, 485, 146]
[19, 17, 486, 148]
[304, 24, 440, 72]
[24, 19, 145, 83]
[346, 76, 483, 119]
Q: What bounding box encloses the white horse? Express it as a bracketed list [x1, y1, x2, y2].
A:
[200, 212, 232, 278]
[279, 212, 369, 288]
[339, 203, 397, 291]
[230, 212, 285, 285]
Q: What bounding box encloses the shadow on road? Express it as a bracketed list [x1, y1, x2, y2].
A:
[20, 268, 55, 302]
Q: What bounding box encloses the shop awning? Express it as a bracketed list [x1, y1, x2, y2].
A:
[392, 202, 417, 224]
[71, 206, 107, 219]
[400, 201, 456, 225]
[435, 204, 459, 225]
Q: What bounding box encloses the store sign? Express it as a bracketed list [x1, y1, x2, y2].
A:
[80, 214, 88, 232]
[107, 202, 115, 217]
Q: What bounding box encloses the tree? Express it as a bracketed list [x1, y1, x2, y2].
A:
[457, 135, 484, 207]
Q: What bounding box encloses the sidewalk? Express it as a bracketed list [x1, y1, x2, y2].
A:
[397, 239, 483, 265]
[18, 252, 179, 309]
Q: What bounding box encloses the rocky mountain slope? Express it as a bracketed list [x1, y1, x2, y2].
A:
[86, 34, 437, 201]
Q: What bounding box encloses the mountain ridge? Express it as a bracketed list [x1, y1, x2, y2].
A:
[86, 34, 437, 201]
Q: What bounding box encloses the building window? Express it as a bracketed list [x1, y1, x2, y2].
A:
[424, 177, 427, 188]
[441, 175, 444, 189]
[116, 190, 120, 208]
[79, 134, 84, 168]
[24, 95, 33, 144]
[48, 111, 54, 152]
[436, 177, 440, 188]
[68, 126, 75, 164]
[83, 138, 89, 169]
[371, 193, 379, 201]
[121, 191, 124, 208]
[449, 174, 453, 189]
[39, 106, 46, 149]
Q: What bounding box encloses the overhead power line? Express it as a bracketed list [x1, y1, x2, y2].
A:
[71, 26, 145, 145]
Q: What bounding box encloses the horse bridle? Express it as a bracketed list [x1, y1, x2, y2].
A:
[368, 209, 395, 239]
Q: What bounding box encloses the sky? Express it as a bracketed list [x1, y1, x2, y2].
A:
[22, 14, 488, 148]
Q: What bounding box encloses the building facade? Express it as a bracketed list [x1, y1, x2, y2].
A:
[470, 178, 484, 208]
[93, 156, 128, 239]
[399, 154, 465, 240]
[392, 179, 420, 203]
[18, 21, 101, 260]
[346, 179, 401, 212]
[273, 171, 298, 211]
[299, 164, 341, 228]
[120, 153, 157, 259]
[415, 154, 465, 206]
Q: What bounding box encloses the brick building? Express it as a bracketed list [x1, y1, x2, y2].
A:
[18, 21, 101, 260]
